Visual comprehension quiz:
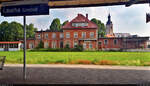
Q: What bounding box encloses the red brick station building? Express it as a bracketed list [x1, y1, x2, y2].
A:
[27, 14, 149, 51]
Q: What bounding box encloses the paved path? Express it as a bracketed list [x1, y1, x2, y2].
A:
[0, 64, 150, 84]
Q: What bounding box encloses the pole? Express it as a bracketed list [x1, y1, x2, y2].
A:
[23, 16, 26, 80]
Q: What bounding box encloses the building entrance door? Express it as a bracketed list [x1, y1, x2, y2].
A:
[60, 41, 63, 48]
[83, 42, 86, 49]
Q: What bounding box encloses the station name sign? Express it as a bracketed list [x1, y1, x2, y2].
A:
[1, 0, 49, 16]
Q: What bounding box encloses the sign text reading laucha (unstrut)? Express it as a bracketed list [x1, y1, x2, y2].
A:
[1, 4, 49, 16]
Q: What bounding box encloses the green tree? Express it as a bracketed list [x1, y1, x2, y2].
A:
[50, 18, 61, 31]
[62, 20, 69, 26]
[8, 22, 23, 41]
[26, 23, 37, 38]
[91, 18, 106, 37]
[0, 21, 9, 41]
[36, 40, 44, 49]
[0, 21, 38, 41]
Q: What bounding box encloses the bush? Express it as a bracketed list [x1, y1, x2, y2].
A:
[71, 45, 83, 52]
[36, 41, 44, 49]
[75, 45, 83, 51]
[76, 60, 92, 64]
[55, 60, 65, 64]
[69, 61, 76, 64]
[143, 62, 150, 66]
[46, 48, 64, 52]
[30, 45, 83, 52]
[97, 60, 119, 65]
[30, 48, 64, 52]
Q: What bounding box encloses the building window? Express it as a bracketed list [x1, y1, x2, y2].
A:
[82, 32, 86, 38]
[74, 32, 78, 38]
[60, 33, 63, 39]
[89, 43, 93, 48]
[52, 41, 56, 48]
[45, 34, 48, 39]
[72, 23, 88, 27]
[90, 32, 94, 38]
[44, 42, 49, 48]
[66, 32, 70, 38]
[74, 41, 78, 48]
[29, 43, 34, 49]
[52, 33, 56, 39]
[60, 41, 63, 48]
[83, 43, 86, 49]
[104, 40, 108, 45]
[66, 41, 70, 48]
[37, 34, 41, 39]
[98, 42, 102, 45]
[114, 39, 117, 45]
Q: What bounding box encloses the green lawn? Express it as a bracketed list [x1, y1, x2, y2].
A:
[0, 51, 150, 66]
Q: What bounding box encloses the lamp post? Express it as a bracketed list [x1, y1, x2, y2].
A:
[23, 16, 26, 80]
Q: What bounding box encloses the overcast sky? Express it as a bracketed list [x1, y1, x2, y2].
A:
[0, 4, 150, 36]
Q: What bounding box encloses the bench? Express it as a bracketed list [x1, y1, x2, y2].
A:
[0, 56, 6, 70]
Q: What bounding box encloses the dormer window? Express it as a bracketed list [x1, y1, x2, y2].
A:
[72, 22, 88, 27]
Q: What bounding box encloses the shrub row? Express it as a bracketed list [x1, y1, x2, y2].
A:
[30, 48, 83, 52]
[47, 60, 150, 66]
[68, 60, 120, 65]
[30, 45, 84, 52]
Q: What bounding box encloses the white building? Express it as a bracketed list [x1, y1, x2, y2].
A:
[114, 33, 131, 37]
[0, 41, 22, 51]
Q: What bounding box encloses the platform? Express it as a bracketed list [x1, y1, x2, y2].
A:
[0, 64, 150, 84]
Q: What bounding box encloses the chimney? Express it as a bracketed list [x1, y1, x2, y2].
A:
[86, 14, 88, 19]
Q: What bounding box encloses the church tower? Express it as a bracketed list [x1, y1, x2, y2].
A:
[106, 14, 113, 36]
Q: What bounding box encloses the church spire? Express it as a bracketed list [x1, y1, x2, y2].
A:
[106, 13, 113, 36]
[108, 13, 111, 21]
[106, 13, 112, 25]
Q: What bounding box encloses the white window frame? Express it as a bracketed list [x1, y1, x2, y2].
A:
[66, 41, 70, 48]
[74, 32, 78, 38]
[74, 41, 78, 48]
[45, 34, 48, 39]
[52, 41, 56, 48]
[90, 32, 94, 38]
[37, 34, 41, 39]
[89, 43, 93, 48]
[82, 32, 86, 38]
[104, 40, 108, 45]
[83, 43, 86, 49]
[66, 32, 70, 38]
[52, 33, 56, 39]
[29, 43, 34, 49]
[72, 23, 88, 27]
[114, 39, 117, 45]
[44, 42, 49, 48]
[60, 33, 63, 39]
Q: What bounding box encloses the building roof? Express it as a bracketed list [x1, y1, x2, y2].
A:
[105, 34, 115, 37]
[35, 29, 63, 33]
[0, 41, 22, 44]
[99, 37, 149, 40]
[62, 14, 98, 29]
